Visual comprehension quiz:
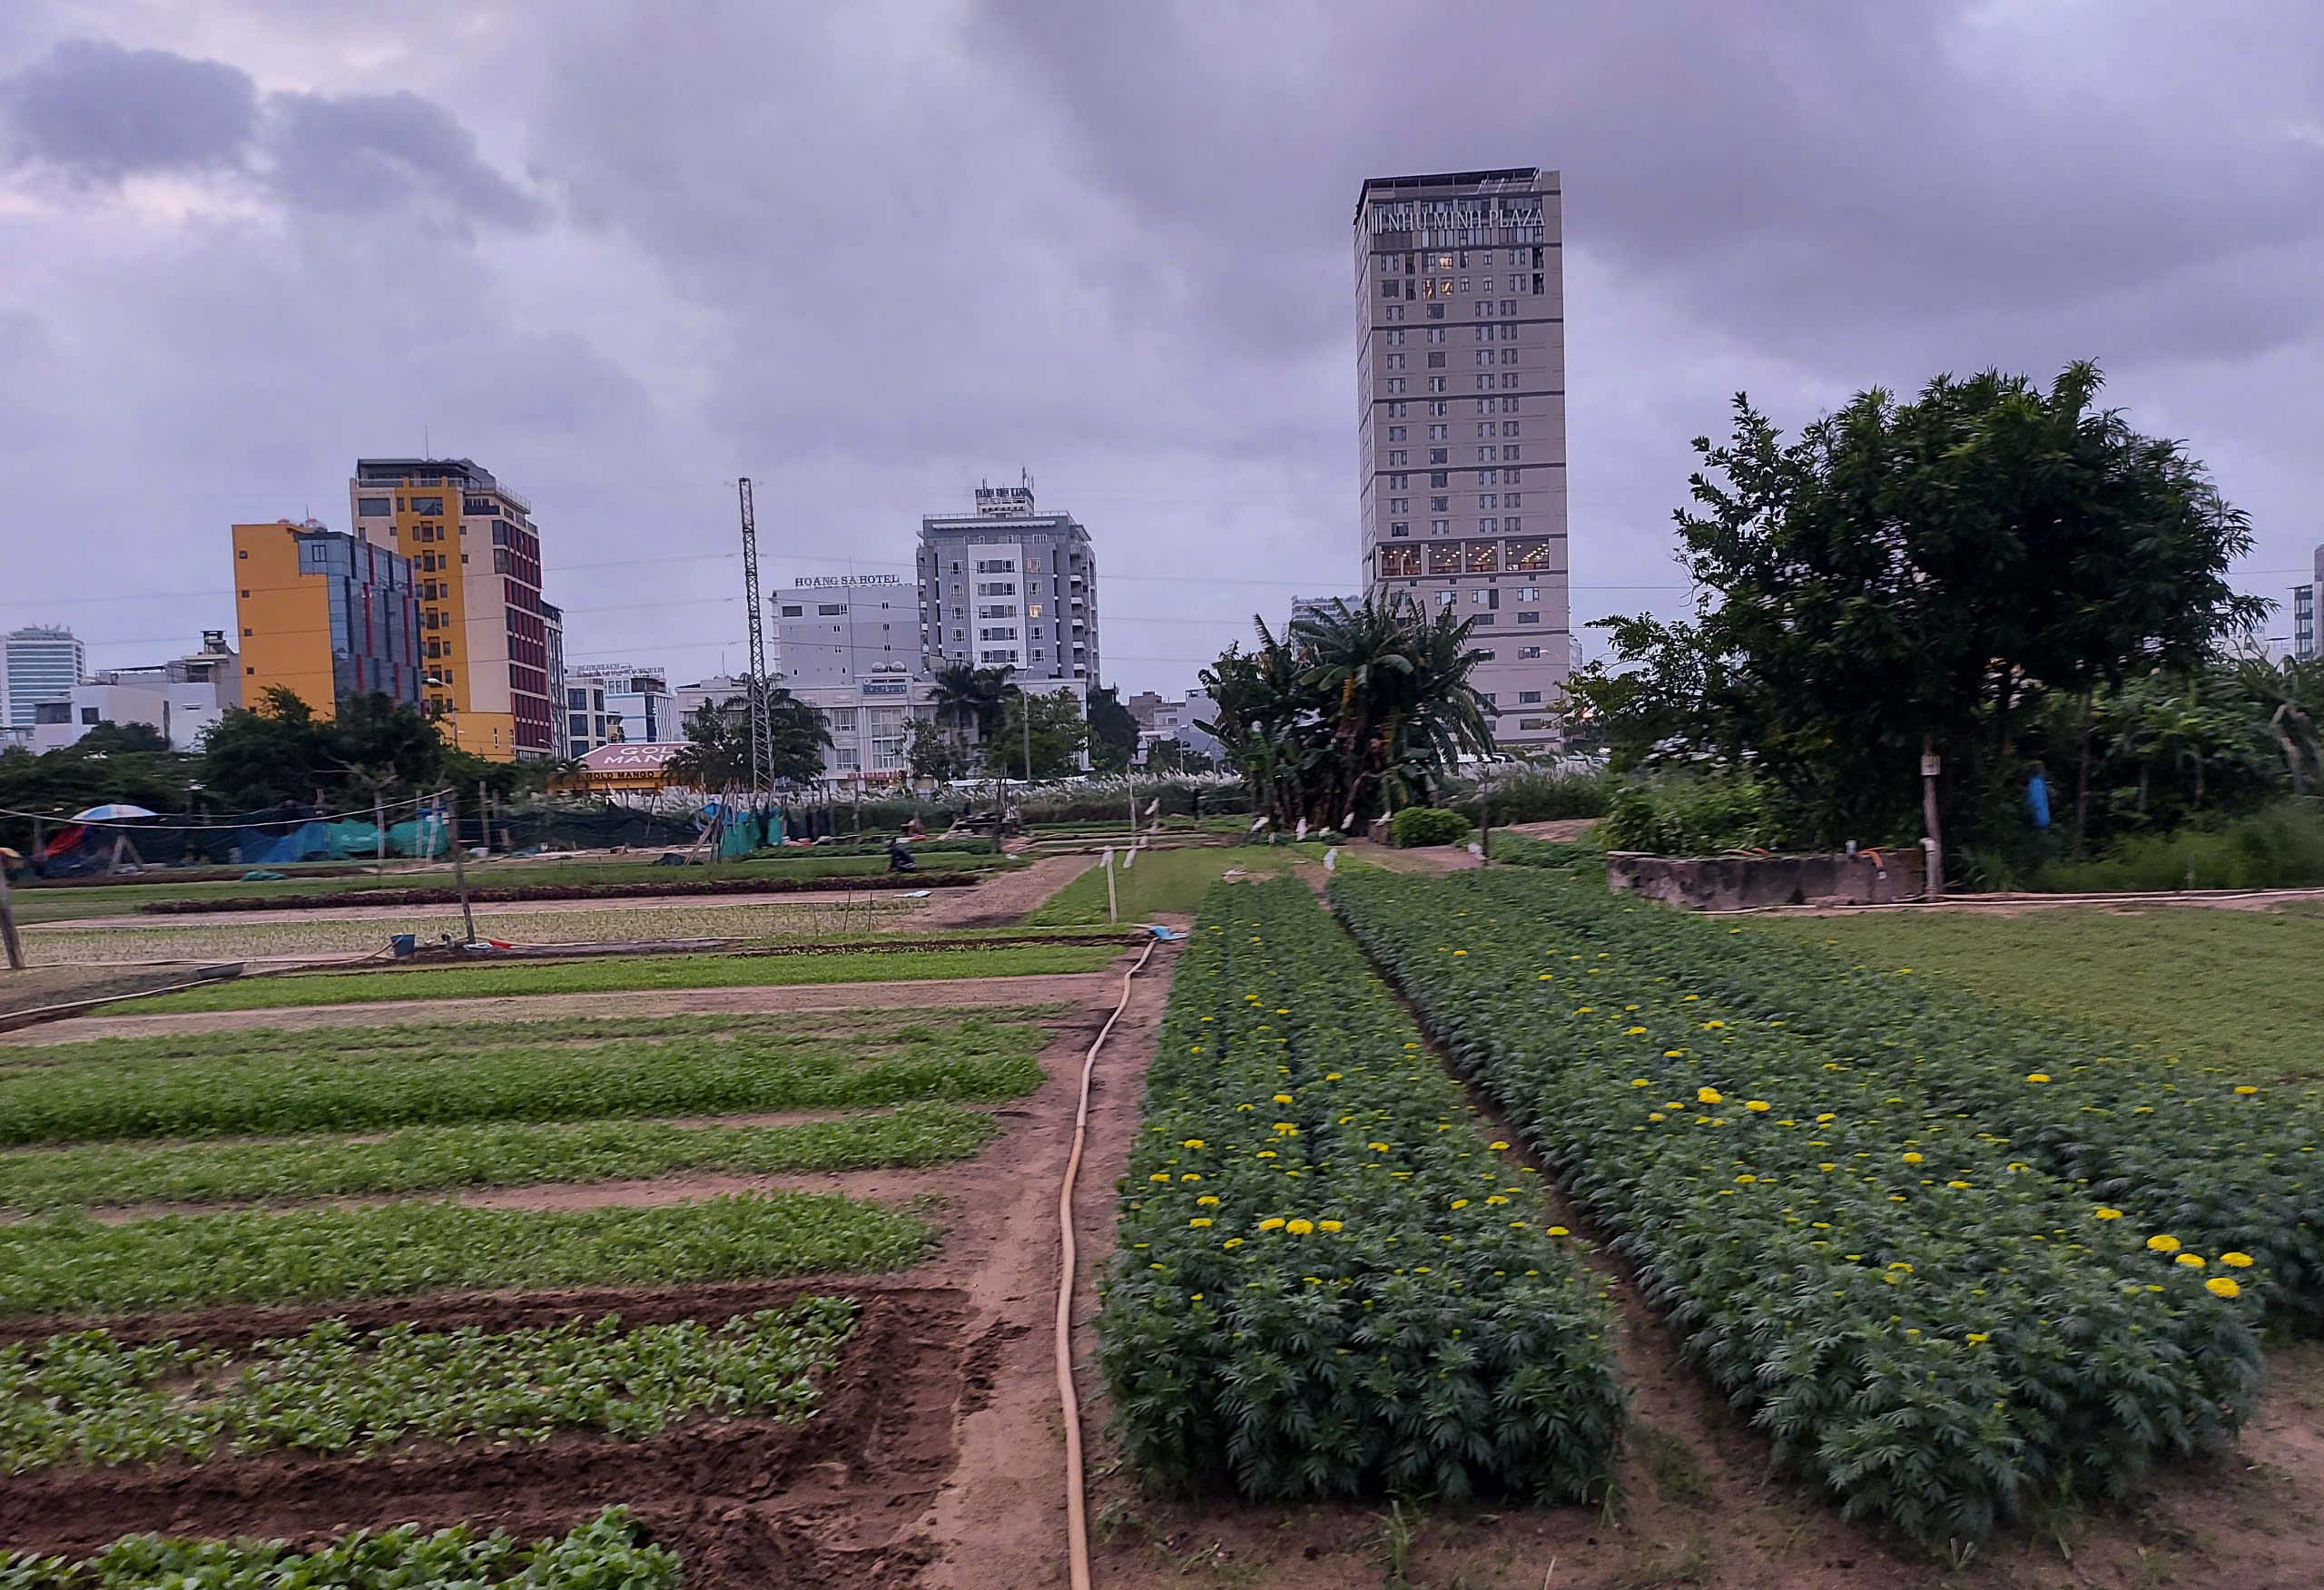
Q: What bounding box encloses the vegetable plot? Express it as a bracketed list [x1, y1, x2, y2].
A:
[0, 1299, 854, 1472]
[0, 1507, 677, 1590]
[1099, 878, 1621, 1503]
[1331, 869, 2260, 1556]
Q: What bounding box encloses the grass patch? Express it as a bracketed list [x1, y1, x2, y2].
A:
[0, 1296, 855, 1472]
[1024, 844, 1322, 925]
[0, 1103, 1000, 1212]
[1753, 906, 2324, 1086]
[0, 1019, 1046, 1145]
[0, 1193, 927, 1317]
[122, 942, 1122, 1014]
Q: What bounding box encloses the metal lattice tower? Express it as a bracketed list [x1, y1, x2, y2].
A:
[737, 477, 773, 795]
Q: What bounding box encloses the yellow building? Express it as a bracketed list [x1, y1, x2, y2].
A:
[231, 520, 422, 718]
[349, 458, 554, 761]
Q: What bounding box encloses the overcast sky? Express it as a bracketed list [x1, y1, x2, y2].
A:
[4, 0, 2319, 697]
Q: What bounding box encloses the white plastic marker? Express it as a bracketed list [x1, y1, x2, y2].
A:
[1250, 815, 1269, 833]
[1324, 847, 1339, 872]
[1121, 846, 1136, 869]
[1103, 847, 1118, 922]
[1467, 841, 1484, 859]
[1295, 816, 1308, 840]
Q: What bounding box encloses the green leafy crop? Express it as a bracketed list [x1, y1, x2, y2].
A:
[0, 1507, 678, 1589]
[0, 1297, 855, 1472]
[1098, 878, 1622, 1503]
[1331, 868, 2261, 1556]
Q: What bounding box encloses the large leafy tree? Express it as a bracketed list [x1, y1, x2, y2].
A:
[665, 682, 831, 790]
[983, 688, 1089, 780]
[1573, 363, 2264, 848]
[1199, 592, 1494, 829]
[1084, 685, 1140, 774]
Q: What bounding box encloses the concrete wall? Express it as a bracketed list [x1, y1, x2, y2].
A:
[1606, 849, 1929, 910]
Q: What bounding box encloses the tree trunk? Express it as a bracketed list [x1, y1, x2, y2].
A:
[2073, 689, 2095, 857]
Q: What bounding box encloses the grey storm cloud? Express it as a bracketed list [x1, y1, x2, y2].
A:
[0, 38, 256, 180]
[1, 0, 2319, 691]
[0, 35, 542, 229]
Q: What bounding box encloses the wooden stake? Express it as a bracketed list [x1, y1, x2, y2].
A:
[0, 862, 24, 971]
[446, 788, 476, 944]
[1920, 733, 1945, 898]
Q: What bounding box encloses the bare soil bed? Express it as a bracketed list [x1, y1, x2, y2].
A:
[133, 869, 980, 914]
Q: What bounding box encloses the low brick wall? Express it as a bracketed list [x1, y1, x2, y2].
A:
[1606, 849, 1927, 910]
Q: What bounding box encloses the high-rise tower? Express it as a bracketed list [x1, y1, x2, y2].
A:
[1354, 168, 1570, 746]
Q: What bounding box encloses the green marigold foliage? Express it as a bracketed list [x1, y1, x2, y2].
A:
[1098, 878, 1622, 1503]
[1388, 807, 1472, 849]
[0, 1298, 855, 1472]
[0, 1507, 676, 1589]
[1330, 869, 2262, 1556]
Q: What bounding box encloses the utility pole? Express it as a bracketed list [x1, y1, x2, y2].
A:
[444, 787, 477, 945]
[1920, 734, 1945, 898]
[737, 478, 773, 800]
[0, 861, 24, 971]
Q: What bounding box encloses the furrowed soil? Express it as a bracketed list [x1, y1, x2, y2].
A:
[0, 1282, 974, 1588]
[0, 954, 1181, 1590]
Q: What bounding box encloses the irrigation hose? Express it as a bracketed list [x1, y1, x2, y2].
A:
[1058, 934, 1159, 1590]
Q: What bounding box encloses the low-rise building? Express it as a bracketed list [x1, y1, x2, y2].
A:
[1137, 690, 1223, 763]
[770, 578, 923, 687]
[795, 672, 941, 785]
[2294, 544, 2319, 662]
[572, 663, 677, 744]
[29, 678, 227, 752]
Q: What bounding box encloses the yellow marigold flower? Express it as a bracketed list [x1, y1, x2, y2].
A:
[1275, 1007, 1289, 1015]
[1485, 1195, 1509, 1205]
[1819, 1163, 1837, 1172]
[1538, 973, 1552, 980]
[1966, 1332, 1990, 1344]
[1901, 1152, 1924, 1164]
[1188, 1217, 1213, 1228]
[1196, 1195, 1219, 1206]
[2094, 1207, 2123, 1220]
[1946, 1181, 1971, 1190]
[1222, 1236, 1244, 1250]
[1453, 949, 1467, 956]
[1887, 1262, 1913, 1272]
[1546, 1225, 1570, 1237]
[1324, 1073, 1341, 1081]
[1649, 1113, 1666, 1123]
[1624, 1026, 1648, 1035]
[2222, 1251, 2254, 1268]
[1190, 1292, 1203, 1301]
[2175, 1252, 2205, 1268]
[1180, 1138, 1206, 1150]
[1258, 1218, 1286, 1232]
[1318, 1220, 1344, 1232]
[2026, 1073, 2051, 1084]
[1735, 1174, 1756, 1184]
[1667, 1049, 1688, 1059]
[1451, 1199, 1470, 1209]
[1697, 1087, 1724, 1105]
[1368, 1142, 1391, 1153]
[1273, 1093, 1294, 1104]
[1815, 1113, 1837, 1123]
[1286, 1218, 1315, 1235]
[1180, 1173, 1201, 1182]
[2207, 1276, 2242, 1299]
[1148, 1173, 1170, 1183]
[1490, 1140, 1511, 1150]
[2235, 1085, 2259, 1095]
[1703, 1020, 1727, 1029]
[1630, 1078, 1651, 1087]
[2147, 1234, 2181, 1252]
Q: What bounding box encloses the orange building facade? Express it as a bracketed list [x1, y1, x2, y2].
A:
[231, 520, 422, 717]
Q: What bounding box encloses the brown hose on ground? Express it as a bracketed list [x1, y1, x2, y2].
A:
[1058, 935, 1159, 1590]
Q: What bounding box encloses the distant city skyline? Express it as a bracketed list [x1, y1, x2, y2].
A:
[2, 5, 2319, 700]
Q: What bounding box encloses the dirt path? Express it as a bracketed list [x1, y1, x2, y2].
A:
[912, 854, 1097, 928]
[1344, 838, 1481, 872]
[916, 943, 1175, 1590]
[14, 972, 1120, 1044]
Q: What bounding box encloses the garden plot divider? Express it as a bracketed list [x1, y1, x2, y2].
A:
[1098, 877, 1622, 1504]
[1330, 868, 2262, 1557]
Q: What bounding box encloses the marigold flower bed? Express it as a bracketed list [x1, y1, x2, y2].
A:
[1331, 869, 2261, 1556]
[1098, 878, 1622, 1503]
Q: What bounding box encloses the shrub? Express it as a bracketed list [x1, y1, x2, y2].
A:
[1331, 868, 2260, 1556]
[1600, 772, 1801, 855]
[1488, 832, 1606, 880]
[2030, 800, 2324, 892]
[1388, 806, 1471, 848]
[1453, 768, 1616, 823]
[1098, 878, 1622, 1503]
